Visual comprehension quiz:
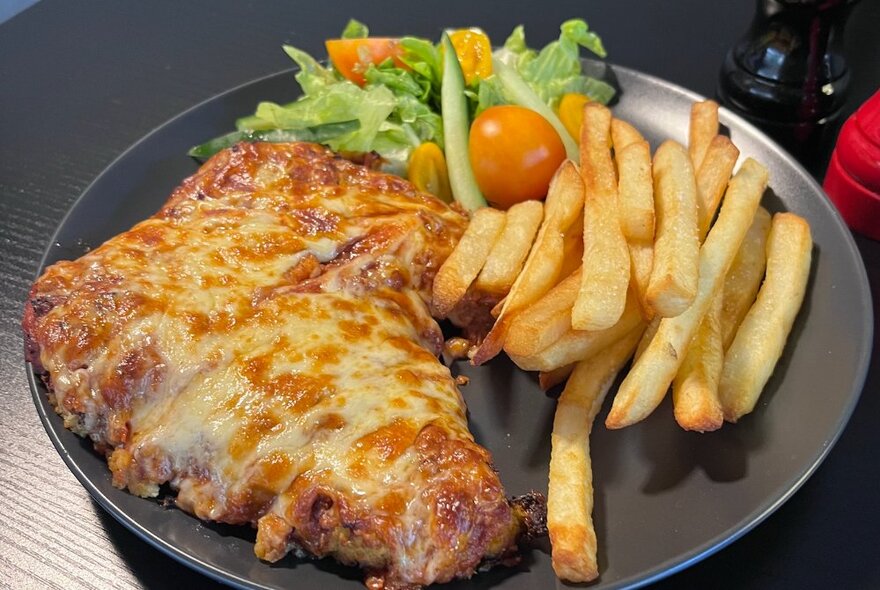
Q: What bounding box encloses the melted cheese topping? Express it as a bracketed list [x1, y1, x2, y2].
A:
[25, 143, 521, 587]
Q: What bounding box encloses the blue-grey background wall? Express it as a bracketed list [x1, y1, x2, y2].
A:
[0, 0, 38, 24]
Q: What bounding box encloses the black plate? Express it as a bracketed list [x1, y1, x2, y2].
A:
[29, 65, 873, 589]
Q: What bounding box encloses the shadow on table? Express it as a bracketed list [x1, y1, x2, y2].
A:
[95, 503, 218, 588]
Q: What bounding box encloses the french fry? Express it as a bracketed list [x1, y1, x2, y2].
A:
[617, 140, 655, 242]
[606, 158, 768, 429]
[475, 200, 544, 296]
[507, 291, 643, 372]
[645, 140, 700, 317]
[673, 293, 724, 432]
[721, 207, 772, 350]
[472, 161, 584, 365]
[634, 316, 660, 362]
[539, 364, 575, 391]
[505, 268, 582, 358]
[432, 207, 506, 318]
[688, 100, 719, 171]
[719, 213, 812, 422]
[559, 211, 585, 281]
[490, 296, 505, 318]
[613, 122, 656, 319]
[696, 135, 740, 238]
[629, 240, 654, 320]
[541, 161, 586, 227]
[548, 326, 642, 582]
[573, 103, 630, 331]
[611, 118, 644, 152]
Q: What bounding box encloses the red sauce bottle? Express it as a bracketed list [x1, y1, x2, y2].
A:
[823, 90, 880, 240]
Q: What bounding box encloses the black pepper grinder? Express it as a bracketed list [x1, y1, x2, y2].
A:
[718, 0, 859, 169]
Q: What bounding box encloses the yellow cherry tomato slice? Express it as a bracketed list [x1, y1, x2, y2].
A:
[557, 92, 591, 143]
[449, 29, 493, 85]
[408, 142, 453, 202]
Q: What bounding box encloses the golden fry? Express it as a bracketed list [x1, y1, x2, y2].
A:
[634, 315, 660, 362]
[617, 140, 655, 242]
[673, 293, 724, 432]
[719, 213, 812, 422]
[606, 158, 768, 429]
[490, 296, 505, 318]
[645, 140, 700, 318]
[539, 364, 575, 391]
[432, 207, 506, 318]
[475, 200, 544, 296]
[628, 240, 654, 320]
[472, 161, 584, 365]
[573, 103, 630, 331]
[721, 207, 771, 349]
[611, 117, 644, 152]
[559, 211, 585, 281]
[696, 135, 740, 239]
[688, 100, 719, 171]
[507, 290, 643, 372]
[505, 268, 582, 358]
[548, 326, 642, 582]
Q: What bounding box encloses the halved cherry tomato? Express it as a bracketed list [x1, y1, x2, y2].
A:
[468, 105, 566, 208]
[557, 92, 591, 143]
[325, 38, 405, 86]
[408, 142, 452, 202]
[449, 29, 492, 85]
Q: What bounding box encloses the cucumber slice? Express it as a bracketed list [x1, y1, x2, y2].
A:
[187, 120, 360, 161]
[441, 33, 487, 211]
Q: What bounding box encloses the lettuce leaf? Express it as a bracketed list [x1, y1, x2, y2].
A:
[340, 18, 368, 39]
[245, 44, 397, 153]
[280, 44, 339, 96]
[364, 60, 430, 101]
[364, 59, 443, 148]
[220, 18, 613, 174]
[251, 83, 396, 153]
[398, 37, 442, 92]
[238, 36, 442, 165]
[495, 18, 615, 108]
[470, 75, 507, 117]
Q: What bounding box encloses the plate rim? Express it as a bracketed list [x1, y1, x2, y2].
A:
[26, 62, 874, 590]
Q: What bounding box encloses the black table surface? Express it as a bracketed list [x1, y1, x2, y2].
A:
[1, 1, 878, 588]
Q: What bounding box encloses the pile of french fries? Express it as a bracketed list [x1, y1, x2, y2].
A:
[432, 99, 812, 582]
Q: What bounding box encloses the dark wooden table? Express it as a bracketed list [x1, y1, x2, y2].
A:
[1, 1, 877, 588]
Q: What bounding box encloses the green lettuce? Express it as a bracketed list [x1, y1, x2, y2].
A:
[470, 75, 507, 116]
[397, 37, 442, 105]
[238, 38, 442, 164]
[340, 18, 369, 39]
[230, 15, 445, 169]
[251, 84, 396, 153]
[197, 18, 614, 175]
[364, 60, 443, 145]
[494, 18, 615, 108]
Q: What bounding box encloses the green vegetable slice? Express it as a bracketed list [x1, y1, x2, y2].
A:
[340, 18, 369, 39]
[491, 56, 579, 161]
[497, 19, 615, 108]
[440, 33, 487, 211]
[187, 120, 360, 161]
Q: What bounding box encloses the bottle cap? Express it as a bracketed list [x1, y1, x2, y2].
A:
[823, 90, 880, 240]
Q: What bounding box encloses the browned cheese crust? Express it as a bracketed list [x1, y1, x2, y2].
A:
[23, 142, 534, 588]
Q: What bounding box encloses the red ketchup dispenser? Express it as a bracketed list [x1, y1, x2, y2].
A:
[823, 90, 880, 240]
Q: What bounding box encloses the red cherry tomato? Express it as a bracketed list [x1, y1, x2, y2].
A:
[468, 105, 566, 208]
[325, 38, 405, 86]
